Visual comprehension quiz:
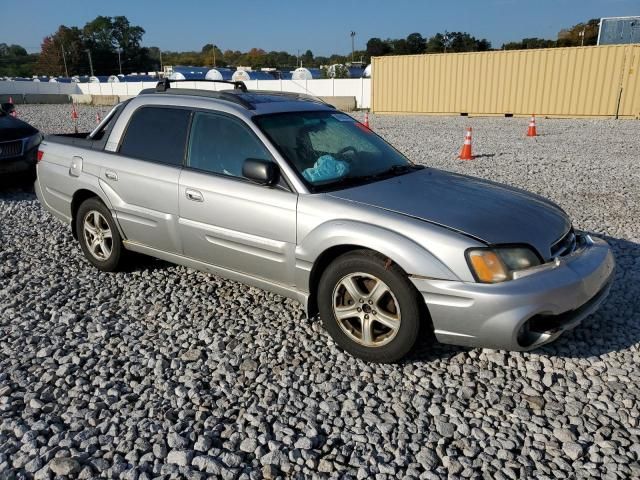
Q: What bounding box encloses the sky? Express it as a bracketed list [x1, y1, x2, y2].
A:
[3, 0, 639, 55]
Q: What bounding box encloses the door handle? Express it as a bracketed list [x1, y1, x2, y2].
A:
[185, 188, 204, 202]
[105, 170, 118, 181]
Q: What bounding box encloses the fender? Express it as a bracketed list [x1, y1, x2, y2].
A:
[295, 219, 460, 293]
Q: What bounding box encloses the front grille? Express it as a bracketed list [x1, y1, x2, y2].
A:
[550, 228, 576, 258]
[0, 140, 23, 159]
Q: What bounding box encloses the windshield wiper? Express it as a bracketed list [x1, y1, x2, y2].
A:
[364, 163, 425, 180]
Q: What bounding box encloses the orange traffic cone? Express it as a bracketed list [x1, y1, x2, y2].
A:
[71, 103, 79, 133]
[459, 127, 474, 160]
[363, 111, 370, 129]
[8, 96, 17, 117]
[527, 114, 537, 137]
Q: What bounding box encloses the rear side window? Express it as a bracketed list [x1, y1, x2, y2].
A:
[119, 107, 191, 166]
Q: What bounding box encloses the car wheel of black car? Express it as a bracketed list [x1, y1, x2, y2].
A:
[318, 250, 422, 363]
[76, 198, 125, 272]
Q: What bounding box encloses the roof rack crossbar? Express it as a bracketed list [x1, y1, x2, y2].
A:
[141, 87, 254, 110]
[155, 78, 247, 93]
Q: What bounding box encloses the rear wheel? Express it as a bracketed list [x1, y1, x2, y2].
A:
[317, 250, 422, 363]
[76, 198, 124, 272]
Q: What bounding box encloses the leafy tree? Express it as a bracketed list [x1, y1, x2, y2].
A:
[406, 33, 426, 54]
[201, 44, 226, 67]
[502, 38, 556, 50]
[35, 26, 84, 76]
[425, 32, 491, 53]
[391, 38, 409, 55]
[557, 18, 599, 47]
[366, 37, 391, 57]
[0, 43, 37, 77]
[301, 49, 314, 66]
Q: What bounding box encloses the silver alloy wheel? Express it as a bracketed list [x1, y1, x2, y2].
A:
[82, 210, 113, 261]
[332, 272, 401, 347]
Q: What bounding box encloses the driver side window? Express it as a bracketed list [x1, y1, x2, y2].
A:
[187, 112, 273, 178]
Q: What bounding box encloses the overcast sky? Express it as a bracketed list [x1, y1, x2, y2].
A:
[3, 0, 639, 54]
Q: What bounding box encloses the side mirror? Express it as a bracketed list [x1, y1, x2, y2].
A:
[242, 158, 279, 186]
[1, 103, 15, 115]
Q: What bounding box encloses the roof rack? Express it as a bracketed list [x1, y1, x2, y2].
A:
[155, 78, 248, 93]
[140, 87, 255, 110]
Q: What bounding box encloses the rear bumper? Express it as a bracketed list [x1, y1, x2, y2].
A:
[410, 234, 615, 351]
[0, 149, 36, 175]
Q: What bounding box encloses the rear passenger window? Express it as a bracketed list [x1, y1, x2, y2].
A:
[119, 107, 191, 166]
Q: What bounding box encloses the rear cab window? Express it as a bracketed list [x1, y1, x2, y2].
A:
[118, 106, 191, 166]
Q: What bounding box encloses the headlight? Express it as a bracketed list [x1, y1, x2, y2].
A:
[24, 132, 43, 152]
[466, 246, 541, 283]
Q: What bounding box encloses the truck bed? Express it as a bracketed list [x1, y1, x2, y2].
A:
[44, 133, 106, 151]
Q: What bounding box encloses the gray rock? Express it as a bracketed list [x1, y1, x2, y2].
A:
[49, 457, 81, 476]
[166, 449, 194, 467]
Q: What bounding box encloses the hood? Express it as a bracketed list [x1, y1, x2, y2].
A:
[0, 114, 38, 142]
[329, 168, 570, 260]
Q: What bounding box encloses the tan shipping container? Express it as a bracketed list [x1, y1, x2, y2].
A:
[372, 45, 640, 118]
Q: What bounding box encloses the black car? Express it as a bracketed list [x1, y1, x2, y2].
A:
[0, 103, 42, 179]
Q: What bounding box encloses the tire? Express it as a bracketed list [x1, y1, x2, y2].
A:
[75, 197, 125, 272]
[317, 250, 423, 363]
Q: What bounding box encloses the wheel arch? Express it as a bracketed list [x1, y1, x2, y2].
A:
[71, 189, 101, 239]
[70, 187, 118, 240]
[299, 220, 456, 317]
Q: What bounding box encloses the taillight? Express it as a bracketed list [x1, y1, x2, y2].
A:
[37, 150, 44, 162]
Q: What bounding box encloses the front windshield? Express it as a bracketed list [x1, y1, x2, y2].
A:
[254, 111, 416, 191]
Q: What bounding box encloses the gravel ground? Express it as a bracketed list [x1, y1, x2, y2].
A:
[1, 104, 639, 479]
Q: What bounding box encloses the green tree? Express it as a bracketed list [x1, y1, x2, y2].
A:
[366, 37, 391, 57]
[426, 32, 491, 53]
[406, 33, 426, 54]
[502, 38, 556, 50]
[0, 43, 37, 77]
[35, 26, 84, 76]
[557, 18, 599, 47]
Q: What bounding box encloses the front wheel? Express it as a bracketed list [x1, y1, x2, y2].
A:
[317, 250, 423, 363]
[76, 197, 125, 272]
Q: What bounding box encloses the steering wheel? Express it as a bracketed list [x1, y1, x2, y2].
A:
[336, 146, 357, 159]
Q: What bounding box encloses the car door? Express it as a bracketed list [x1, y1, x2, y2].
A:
[100, 105, 191, 254]
[178, 111, 297, 286]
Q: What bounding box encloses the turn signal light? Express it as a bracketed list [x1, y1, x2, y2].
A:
[468, 250, 508, 283]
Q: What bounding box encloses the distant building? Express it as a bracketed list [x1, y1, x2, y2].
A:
[598, 16, 640, 45]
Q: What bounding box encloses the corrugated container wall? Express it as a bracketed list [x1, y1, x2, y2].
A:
[372, 45, 640, 118]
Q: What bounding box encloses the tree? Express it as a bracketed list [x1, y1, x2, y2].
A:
[35, 26, 84, 76]
[502, 38, 556, 50]
[406, 33, 426, 54]
[425, 32, 491, 53]
[301, 49, 314, 66]
[366, 37, 391, 57]
[391, 38, 409, 55]
[557, 18, 599, 47]
[201, 44, 225, 67]
[0, 43, 37, 77]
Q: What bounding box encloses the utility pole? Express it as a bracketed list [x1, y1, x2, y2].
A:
[117, 48, 123, 75]
[61, 44, 69, 77]
[159, 50, 163, 72]
[86, 49, 94, 77]
[212, 45, 217, 68]
[350, 31, 356, 63]
[579, 27, 586, 46]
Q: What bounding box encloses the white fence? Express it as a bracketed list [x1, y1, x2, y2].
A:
[0, 81, 79, 95]
[0, 78, 371, 108]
